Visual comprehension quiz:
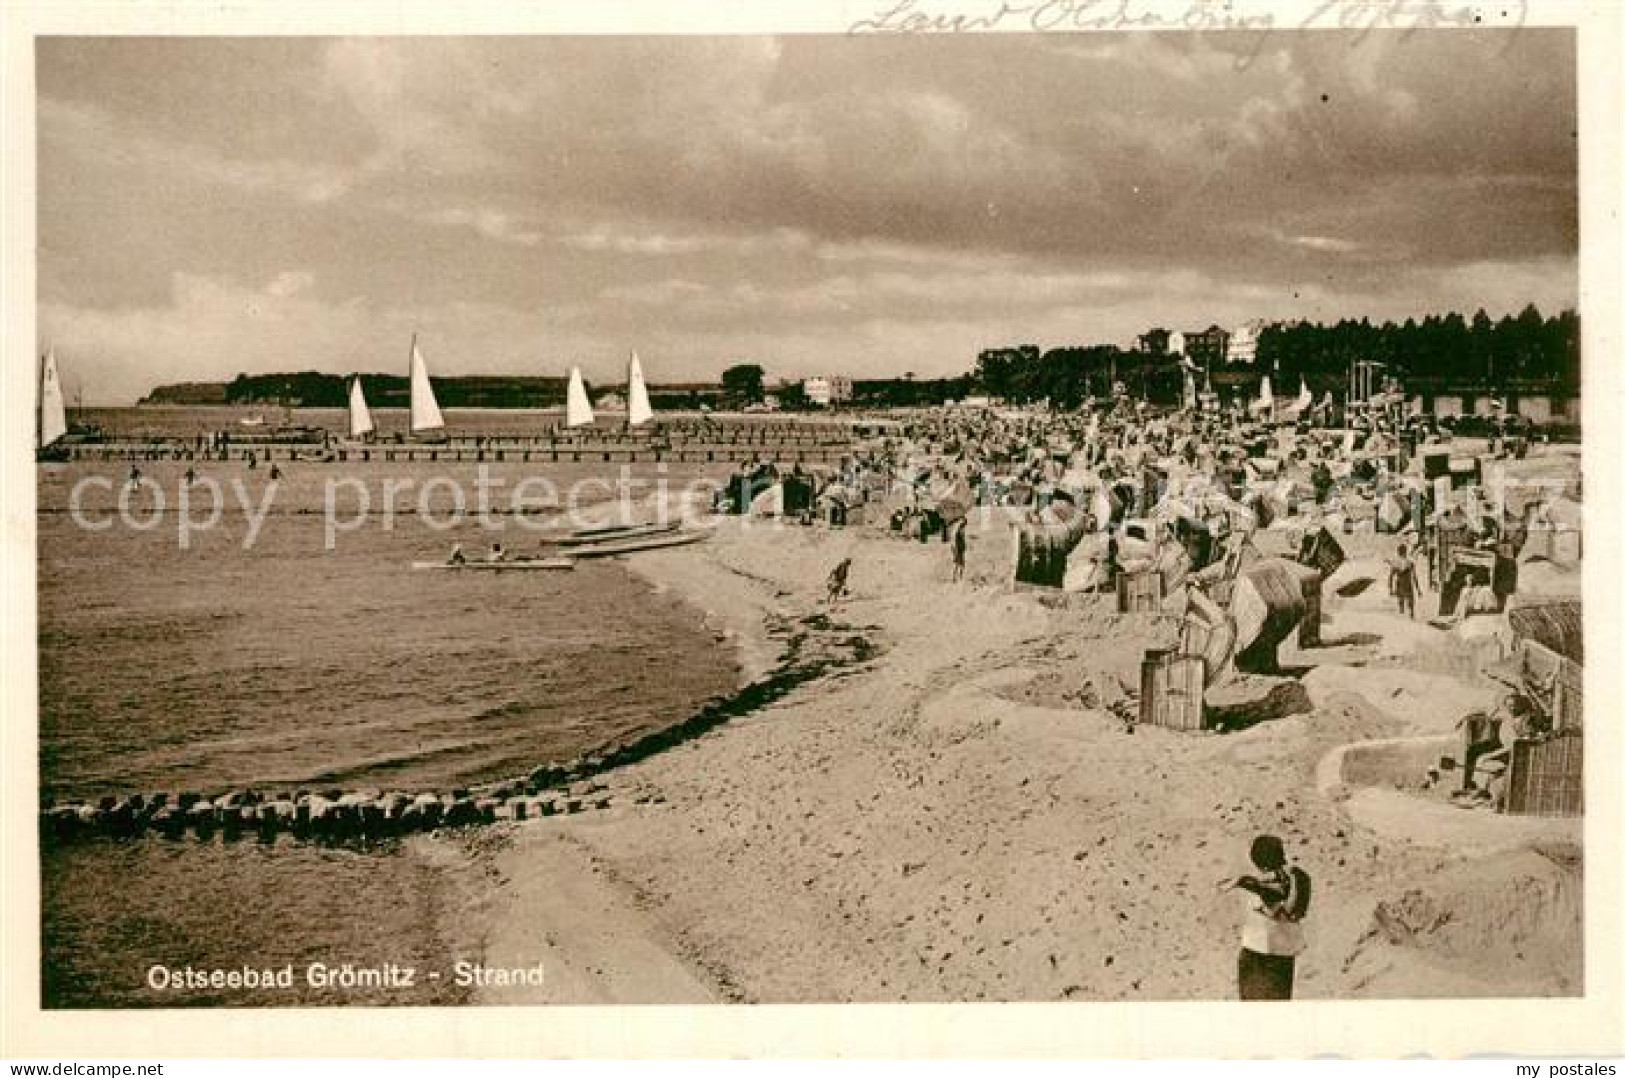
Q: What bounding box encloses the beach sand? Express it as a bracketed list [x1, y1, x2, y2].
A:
[469, 515, 1582, 1003]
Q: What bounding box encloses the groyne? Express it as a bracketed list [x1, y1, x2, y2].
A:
[39, 610, 876, 847]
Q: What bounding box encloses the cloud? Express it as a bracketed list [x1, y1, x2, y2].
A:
[560, 224, 813, 258]
[34, 32, 1579, 397]
[417, 207, 546, 248]
[39, 97, 353, 205]
[264, 271, 316, 298]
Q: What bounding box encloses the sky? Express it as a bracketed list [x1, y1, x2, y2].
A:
[35, 30, 1577, 404]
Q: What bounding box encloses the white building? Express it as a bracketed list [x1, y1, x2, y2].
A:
[803, 375, 854, 407]
[1168, 331, 1187, 356]
[1226, 320, 1264, 364]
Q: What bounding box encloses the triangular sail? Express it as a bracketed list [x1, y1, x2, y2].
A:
[38, 348, 67, 448]
[627, 350, 654, 427]
[348, 376, 375, 438]
[1249, 375, 1274, 415]
[565, 366, 595, 428]
[409, 337, 444, 432]
[1280, 378, 1313, 421]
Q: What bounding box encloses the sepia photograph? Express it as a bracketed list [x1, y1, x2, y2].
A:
[5, 0, 1622, 1060]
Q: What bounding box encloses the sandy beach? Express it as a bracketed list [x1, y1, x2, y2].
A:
[468, 513, 1583, 1004]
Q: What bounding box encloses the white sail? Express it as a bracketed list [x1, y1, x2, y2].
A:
[409, 337, 444, 432]
[626, 350, 654, 427]
[38, 348, 68, 448]
[1279, 378, 1313, 420]
[348, 376, 375, 438]
[1182, 370, 1197, 411]
[565, 366, 595, 428]
[1250, 375, 1274, 415]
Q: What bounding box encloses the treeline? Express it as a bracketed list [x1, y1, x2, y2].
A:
[850, 375, 976, 409]
[144, 372, 574, 408]
[975, 345, 1157, 408]
[975, 306, 1580, 407]
[1256, 306, 1579, 389]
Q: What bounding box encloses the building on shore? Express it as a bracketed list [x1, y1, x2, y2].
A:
[804, 375, 854, 407]
[1164, 325, 1232, 369]
[1226, 320, 1265, 364]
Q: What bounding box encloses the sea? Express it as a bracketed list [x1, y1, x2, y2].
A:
[36, 408, 743, 1007]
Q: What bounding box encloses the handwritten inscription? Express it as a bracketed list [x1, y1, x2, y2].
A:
[848, 0, 1524, 62]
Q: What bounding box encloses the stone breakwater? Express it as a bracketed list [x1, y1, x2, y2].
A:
[40, 610, 877, 847]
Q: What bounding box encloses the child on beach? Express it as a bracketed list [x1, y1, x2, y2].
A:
[1217, 835, 1310, 1001]
[951, 522, 968, 582]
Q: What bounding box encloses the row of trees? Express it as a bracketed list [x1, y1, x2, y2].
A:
[974, 306, 1580, 408]
[1254, 306, 1580, 389]
[208, 372, 573, 409]
[974, 344, 1153, 407]
[146, 305, 1577, 412]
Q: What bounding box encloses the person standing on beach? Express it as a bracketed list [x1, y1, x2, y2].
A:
[826, 557, 852, 605]
[1388, 541, 1419, 618]
[951, 521, 968, 582]
[1217, 834, 1310, 1000]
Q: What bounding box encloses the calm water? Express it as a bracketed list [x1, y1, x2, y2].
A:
[38, 446, 739, 1007]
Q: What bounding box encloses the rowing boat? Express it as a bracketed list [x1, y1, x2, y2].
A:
[566, 528, 710, 558]
[556, 521, 681, 546]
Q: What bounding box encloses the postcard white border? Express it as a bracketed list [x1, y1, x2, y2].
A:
[3, 0, 1620, 1059]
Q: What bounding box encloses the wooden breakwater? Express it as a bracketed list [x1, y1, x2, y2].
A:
[40, 610, 876, 847]
[51, 442, 857, 466]
[46, 418, 883, 466]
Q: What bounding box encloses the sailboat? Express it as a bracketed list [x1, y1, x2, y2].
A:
[1280, 379, 1313, 422]
[348, 375, 375, 440]
[626, 350, 654, 428]
[1249, 375, 1275, 418]
[565, 366, 595, 429]
[409, 335, 446, 437]
[37, 347, 68, 461]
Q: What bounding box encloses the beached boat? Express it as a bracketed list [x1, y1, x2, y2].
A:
[36, 348, 68, 461]
[412, 557, 576, 571]
[566, 527, 709, 559]
[556, 521, 681, 546]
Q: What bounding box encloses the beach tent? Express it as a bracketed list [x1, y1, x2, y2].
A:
[749, 483, 786, 517]
[1376, 490, 1413, 533]
[1507, 598, 1583, 665]
[926, 475, 974, 523]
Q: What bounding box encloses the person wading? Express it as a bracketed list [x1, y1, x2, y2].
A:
[1217, 834, 1311, 1000]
